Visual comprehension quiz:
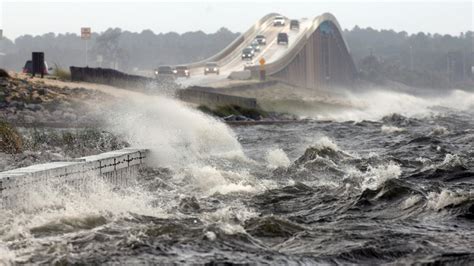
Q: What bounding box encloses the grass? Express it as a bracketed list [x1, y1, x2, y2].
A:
[197, 104, 267, 120]
[53, 64, 71, 81]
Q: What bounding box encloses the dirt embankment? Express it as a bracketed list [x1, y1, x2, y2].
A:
[0, 73, 118, 127]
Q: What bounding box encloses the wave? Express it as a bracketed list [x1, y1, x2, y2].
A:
[104, 94, 246, 169]
[294, 136, 350, 164]
[381, 125, 406, 134]
[360, 161, 402, 190]
[427, 189, 471, 211]
[244, 216, 304, 238]
[267, 88, 474, 122]
[265, 148, 291, 169]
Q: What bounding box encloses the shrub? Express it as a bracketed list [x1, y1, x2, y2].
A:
[0, 69, 10, 78]
[0, 121, 23, 154]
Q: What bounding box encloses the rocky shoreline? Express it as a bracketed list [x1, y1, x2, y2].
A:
[0, 73, 127, 171]
[0, 75, 113, 126]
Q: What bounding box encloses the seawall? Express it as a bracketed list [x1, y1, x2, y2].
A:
[0, 148, 148, 207]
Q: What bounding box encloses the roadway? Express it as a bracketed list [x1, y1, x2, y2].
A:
[176, 16, 313, 87]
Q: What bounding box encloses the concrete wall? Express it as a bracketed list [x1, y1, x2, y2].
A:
[178, 87, 257, 109]
[70, 67, 163, 90]
[0, 148, 148, 207]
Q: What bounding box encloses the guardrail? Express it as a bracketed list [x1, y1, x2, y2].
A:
[178, 87, 257, 109]
[0, 148, 148, 207]
[70, 66, 158, 89]
[186, 13, 280, 69]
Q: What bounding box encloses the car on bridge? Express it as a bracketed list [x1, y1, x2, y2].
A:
[250, 40, 261, 52]
[273, 16, 285, 26]
[290, 20, 300, 30]
[175, 65, 190, 78]
[204, 62, 220, 75]
[255, 35, 266, 45]
[242, 47, 254, 60]
[277, 33, 289, 45]
[154, 66, 175, 77]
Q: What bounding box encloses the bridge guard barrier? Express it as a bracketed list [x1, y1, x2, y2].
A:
[0, 148, 148, 208]
[178, 87, 257, 109]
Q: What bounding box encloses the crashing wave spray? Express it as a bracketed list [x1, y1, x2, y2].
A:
[105, 94, 245, 168]
[276, 88, 474, 121]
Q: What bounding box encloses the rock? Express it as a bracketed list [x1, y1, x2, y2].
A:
[50, 152, 65, 161]
[52, 110, 63, 117]
[25, 104, 42, 112]
[9, 101, 25, 109]
[24, 115, 35, 123]
[63, 112, 77, 121]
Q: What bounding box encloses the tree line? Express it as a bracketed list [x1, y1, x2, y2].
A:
[0, 27, 239, 72]
[344, 26, 473, 88]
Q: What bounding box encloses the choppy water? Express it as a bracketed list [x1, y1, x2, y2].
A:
[1, 89, 473, 264]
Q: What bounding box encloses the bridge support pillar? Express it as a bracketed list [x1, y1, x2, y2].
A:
[259, 70, 266, 81]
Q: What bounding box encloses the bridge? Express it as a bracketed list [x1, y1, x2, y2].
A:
[179, 12, 356, 90]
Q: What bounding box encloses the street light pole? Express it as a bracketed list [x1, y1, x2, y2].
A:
[81, 27, 91, 67]
[85, 39, 88, 66]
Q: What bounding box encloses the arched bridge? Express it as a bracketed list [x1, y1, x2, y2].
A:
[179, 13, 356, 90]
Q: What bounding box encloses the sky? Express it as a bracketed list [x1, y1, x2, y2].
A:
[0, 0, 472, 40]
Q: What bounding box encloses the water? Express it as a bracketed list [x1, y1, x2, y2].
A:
[1, 88, 473, 264]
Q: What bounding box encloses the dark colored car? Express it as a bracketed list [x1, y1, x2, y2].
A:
[154, 66, 175, 77]
[277, 33, 289, 45]
[255, 35, 266, 45]
[22, 60, 51, 75]
[175, 65, 190, 78]
[241, 48, 254, 60]
[290, 20, 300, 30]
[204, 63, 219, 75]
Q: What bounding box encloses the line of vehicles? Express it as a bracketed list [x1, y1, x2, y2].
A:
[241, 16, 299, 60]
[154, 62, 220, 78]
[155, 16, 301, 77]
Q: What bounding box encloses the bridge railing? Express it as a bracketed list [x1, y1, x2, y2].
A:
[185, 13, 280, 69]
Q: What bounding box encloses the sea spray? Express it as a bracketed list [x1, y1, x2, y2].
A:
[265, 148, 291, 169]
[280, 88, 474, 122]
[104, 94, 246, 168]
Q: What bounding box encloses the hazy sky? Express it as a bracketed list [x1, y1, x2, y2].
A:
[0, 0, 472, 39]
